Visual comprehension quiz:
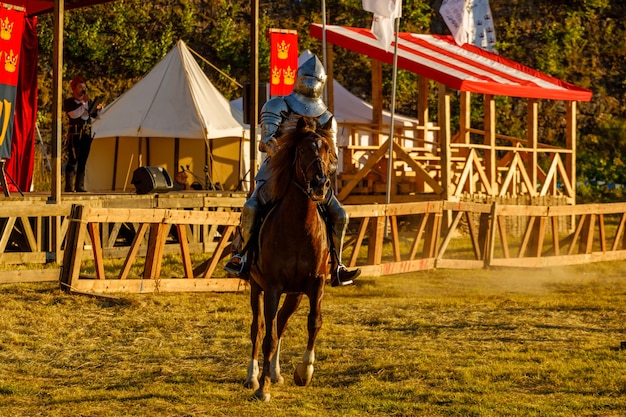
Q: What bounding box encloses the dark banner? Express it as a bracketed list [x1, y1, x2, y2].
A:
[0, 5, 24, 159]
[268, 29, 298, 97]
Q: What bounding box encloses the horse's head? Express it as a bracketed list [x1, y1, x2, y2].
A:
[268, 116, 337, 202]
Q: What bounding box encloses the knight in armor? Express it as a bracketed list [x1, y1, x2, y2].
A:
[225, 55, 361, 286]
[63, 76, 102, 192]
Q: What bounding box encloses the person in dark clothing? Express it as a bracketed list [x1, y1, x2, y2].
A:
[63, 76, 102, 192]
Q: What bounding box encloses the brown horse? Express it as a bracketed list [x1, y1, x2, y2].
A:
[243, 116, 337, 402]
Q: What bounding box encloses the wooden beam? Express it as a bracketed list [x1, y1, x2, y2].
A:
[484, 94, 496, 193]
[527, 99, 538, 190]
[438, 84, 452, 201]
[566, 101, 577, 204]
[371, 59, 383, 146]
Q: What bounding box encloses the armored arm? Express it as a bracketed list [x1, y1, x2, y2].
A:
[259, 97, 289, 156]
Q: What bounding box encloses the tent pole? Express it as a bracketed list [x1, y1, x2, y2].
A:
[50, 0, 64, 203]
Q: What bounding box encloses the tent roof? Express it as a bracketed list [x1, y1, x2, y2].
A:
[92, 40, 246, 140]
[310, 24, 592, 102]
[15, 0, 116, 16]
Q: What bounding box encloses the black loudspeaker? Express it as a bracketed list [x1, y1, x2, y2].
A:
[131, 166, 173, 194]
[243, 82, 269, 124]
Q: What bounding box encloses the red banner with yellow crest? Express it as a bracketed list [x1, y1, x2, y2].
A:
[0, 4, 24, 159]
[269, 29, 298, 97]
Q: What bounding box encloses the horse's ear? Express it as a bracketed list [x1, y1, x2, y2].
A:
[320, 116, 334, 131]
[297, 116, 315, 131]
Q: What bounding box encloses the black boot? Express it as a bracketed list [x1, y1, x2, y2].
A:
[224, 254, 246, 276]
[332, 264, 361, 287]
[75, 172, 87, 192]
[64, 172, 75, 192]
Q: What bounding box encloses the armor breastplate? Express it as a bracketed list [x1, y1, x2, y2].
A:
[284, 92, 327, 118]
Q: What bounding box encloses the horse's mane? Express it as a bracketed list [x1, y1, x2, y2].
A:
[266, 116, 336, 202]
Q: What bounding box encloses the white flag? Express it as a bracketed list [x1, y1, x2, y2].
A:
[440, 0, 496, 51]
[363, 0, 402, 52]
[362, 0, 402, 18]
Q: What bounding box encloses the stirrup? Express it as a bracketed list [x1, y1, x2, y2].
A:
[224, 254, 246, 275]
[331, 264, 361, 287]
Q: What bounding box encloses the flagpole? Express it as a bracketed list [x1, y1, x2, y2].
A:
[385, 16, 400, 206]
[321, 0, 328, 102]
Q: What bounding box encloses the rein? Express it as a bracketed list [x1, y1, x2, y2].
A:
[292, 143, 327, 200]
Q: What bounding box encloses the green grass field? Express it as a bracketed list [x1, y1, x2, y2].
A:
[1, 262, 626, 416]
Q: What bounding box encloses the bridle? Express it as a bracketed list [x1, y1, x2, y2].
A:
[292, 136, 330, 201]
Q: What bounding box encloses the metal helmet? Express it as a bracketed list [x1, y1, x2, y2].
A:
[285, 55, 328, 117]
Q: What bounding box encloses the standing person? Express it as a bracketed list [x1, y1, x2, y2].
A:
[225, 55, 361, 286]
[63, 76, 102, 192]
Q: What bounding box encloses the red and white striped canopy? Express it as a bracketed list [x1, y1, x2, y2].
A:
[310, 24, 592, 102]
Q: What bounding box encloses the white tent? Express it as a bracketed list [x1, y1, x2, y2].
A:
[87, 40, 250, 192]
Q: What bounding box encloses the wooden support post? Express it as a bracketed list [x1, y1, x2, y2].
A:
[144, 223, 169, 280]
[438, 84, 452, 201]
[527, 99, 538, 192]
[566, 101, 577, 202]
[371, 59, 383, 146]
[349, 217, 369, 267]
[59, 204, 87, 292]
[87, 222, 105, 280]
[485, 203, 498, 267]
[368, 215, 385, 265]
[484, 94, 496, 194]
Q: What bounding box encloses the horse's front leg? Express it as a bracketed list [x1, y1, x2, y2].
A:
[294, 276, 324, 387]
[271, 293, 303, 384]
[244, 281, 263, 391]
[255, 289, 280, 402]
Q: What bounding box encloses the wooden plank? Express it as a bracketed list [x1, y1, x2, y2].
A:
[143, 223, 169, 280]
[348, 217, 369, 267]
[357, 258, 436, 277]
[118, 222, 149, 280]
[436, 258, 485, 269]
[437, 211, 463, 260]
[409, 213, 429, 261]
[465, 211, 482, 260]
[60, 205, 89, 292]
[598, 214, 606, 252]
[517, 217, 536, 258]
[0, 269, 59, 283]
[551, 216, 560, 256]
[345, 204, 385, 218]
[70, 277, 247, 294]
[368, 215, 385, 265]
[0, 217, 16, 253]
[87, 222, 106, 280]
[200, 225, 234, 278]
[18, 217, 38, 252]
[490, 250, 626, 268]
[389, 215, 401, 262]
[567, 214, 587, 256]
[176, 224, 194, 278]
[497, 215, 510, 258]
[611, 212, 626, 251]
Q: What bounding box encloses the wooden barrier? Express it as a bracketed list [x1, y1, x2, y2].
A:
[60, 204, 245, 294]
[5, 198, 626, 293]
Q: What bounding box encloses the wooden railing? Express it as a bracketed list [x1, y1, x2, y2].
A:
[55, 200, 626, 294]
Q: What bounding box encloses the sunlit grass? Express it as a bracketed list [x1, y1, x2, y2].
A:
[1, 262, 626, 416]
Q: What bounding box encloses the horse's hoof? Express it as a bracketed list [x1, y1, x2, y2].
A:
[254, 389, 271, 402]
[293, 363, 314, 386]
[244, 379, 260, 390]
[271, 374, 285, 384]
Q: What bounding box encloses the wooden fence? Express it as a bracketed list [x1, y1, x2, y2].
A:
[53, 200, 626, 294]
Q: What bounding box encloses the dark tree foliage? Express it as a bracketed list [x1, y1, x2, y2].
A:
[35, 0, 626, 200]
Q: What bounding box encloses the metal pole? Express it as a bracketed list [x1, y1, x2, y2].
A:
[321, 0, 328, 103]
[385, 17, 400, 206]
